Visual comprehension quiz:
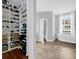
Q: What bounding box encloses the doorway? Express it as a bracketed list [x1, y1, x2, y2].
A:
[39, 18, 47, 43]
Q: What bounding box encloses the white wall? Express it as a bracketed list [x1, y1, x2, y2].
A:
[37, 0, 76, 14]
[36, 0, 76, 42]
[27, 0, 36, 59]
[54, 15, 59, 39]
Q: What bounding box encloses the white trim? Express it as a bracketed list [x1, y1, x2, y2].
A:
[2, 46, 20, 53]
[2, 46, 28, 56]
[27, 0, 36, 59]
[36, 40, 41, 42]
[46, 39, 55, 42]
[59, 39, 76, 44]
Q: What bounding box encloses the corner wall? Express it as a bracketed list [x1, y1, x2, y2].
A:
[57, 11, 76, 43]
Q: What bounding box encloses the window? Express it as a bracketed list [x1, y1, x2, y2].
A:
[62, 15, 71, 34]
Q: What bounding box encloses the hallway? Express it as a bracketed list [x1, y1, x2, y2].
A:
[36, 40, 76, 59]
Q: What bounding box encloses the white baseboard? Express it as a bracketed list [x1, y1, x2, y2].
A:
[58, 34, 76, 44]
[36, 40, 41, 42]
[46, 39, 55, 42]
[59, 38, 76, 44]
[36, 36, 56, 42]
[2, 46, 20, 53]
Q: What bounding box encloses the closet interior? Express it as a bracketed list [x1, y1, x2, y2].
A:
[2, 0, 27, 55]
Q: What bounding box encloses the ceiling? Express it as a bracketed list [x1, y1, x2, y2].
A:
[6, 0, 76, 14]
[37, 0, 76, 15]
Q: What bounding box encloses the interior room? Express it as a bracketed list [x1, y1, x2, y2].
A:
[2, 0, 76, 59]
[36, 0, 76, 59]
